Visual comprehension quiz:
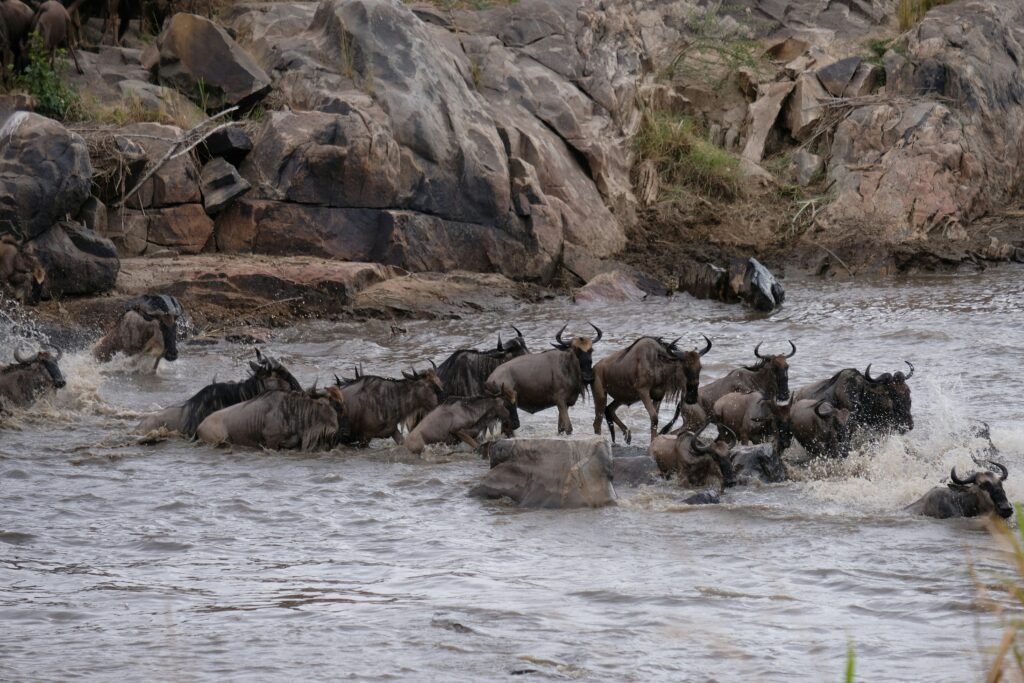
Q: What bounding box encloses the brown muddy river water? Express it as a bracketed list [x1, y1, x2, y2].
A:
[2, 269, 1023, 681]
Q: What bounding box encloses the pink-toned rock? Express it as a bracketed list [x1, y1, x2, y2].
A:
[147, 205, 215, 253]
[742, 81, 796, 162]
[121, 123, 201, 208]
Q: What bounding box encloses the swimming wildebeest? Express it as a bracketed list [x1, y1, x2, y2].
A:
[196, 386, 349, 452]
[0, 234, 46, 305]
[0, 346, 66, 409]
[788, 398, 851, 458]
[794, 362, 914, 435]
[94, 294, 183, 372]
[436, 327, 528, 398]
[336, 364, 444, 446]
[592, 334, 712, 444]
[649, 426, 737, 491]
[906, 463, 1012, 519]
[404, 384, 519, 455]
[711, 391, 794, 453]
[486, 323, 601, 435]
[137, 349, 303, 437]
[662, 341, 796, 434]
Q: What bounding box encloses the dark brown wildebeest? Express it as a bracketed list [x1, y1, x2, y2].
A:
[0, 346, 66, 408]
[0, 0, 34, 74]
[137, 349, 303, 437]
[789, 398, 851, 458]
[436, 327, 528, 398]
[0, 234, 46, 305]
[29, 1, 82, 73]
[337, 365, 444, 446]
[661, 341, 796, 434]
[94, 294, 183, 373]
[404, 384, 519, 455]
[906, 463, 1012, 519]
[711, 391, 794, 453]
[794, 361, 914, 436]
[196, 386, 349, 452]
[592, 334, 711, 444]
[485, 323, 602, 435]
[649, 426, 737, 491]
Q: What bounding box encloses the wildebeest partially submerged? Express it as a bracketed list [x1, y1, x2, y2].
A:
[337, 364, 444, 446]
[197, 386, 349, 452]
[436, 327, 528, 398]
[486, 323, 601, 435]
[404, 384, 519, 455]
[592, 334, 711, 444]
[94, 294, 184, 373]
[906, 463, 1012, 519]
[137, 349, 303, 437]
[0, 346, 66, 409]
[649, 426, 737, 491]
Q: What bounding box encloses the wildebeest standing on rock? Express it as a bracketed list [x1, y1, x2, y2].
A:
[137, 349, 303, 437]
[0, 234, 46, 305]
[436, 327, 528, 398]
[486, 323, 601, 435]
[29, 1, 82, 73]
[337, 365, 444, 446]
[906, 463, 1012, 519]
[649, 426, 737, 491]
[94, 294, 183, 373]
[0, 346, 66, 409]
[196, 386, 349, 452]
[404, 384, 519, 455]
[592, 334, 711, 444]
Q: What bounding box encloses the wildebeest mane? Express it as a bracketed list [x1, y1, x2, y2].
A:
[342, 374, 436, 439]
[182, 364, 300, 437]
[437, 345, 523, 398]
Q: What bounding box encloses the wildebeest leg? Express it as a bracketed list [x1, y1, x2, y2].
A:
[557, 401, 572, 435]
[604, 399, 631, 445]
[640, 392, 660, 442]
[454, 430, 480, 450]
[592, 378, 607, 436]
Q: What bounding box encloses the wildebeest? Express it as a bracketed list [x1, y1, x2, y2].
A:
[0, 346, 66, 408]
[711, 391, 794, 453]
[404, 384, 519, 455]
[0, 0, 34, 75]
[137, 349, 303, 437]
[906, 463, 1012, 519]
[729, 443, 787, 484]
[789, 398, 851, 458]
[592, 334, 711, 444]
[196, 386, 349, 452]
[661, 341, 796, 434]
[436, 327, 528, 398]
[94, 294, 183, 372]
[29, 1, 82, 73]
[337, 365, 444, 446]
[485, 323, 601, 435]
[650, 426, 736, 491]
[0, 234, 45, 305]
[794, 361, 914, 435]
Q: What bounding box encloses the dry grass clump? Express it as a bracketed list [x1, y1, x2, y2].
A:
[896, 0, 953, 30]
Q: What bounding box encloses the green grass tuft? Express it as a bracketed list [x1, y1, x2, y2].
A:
[634, 111, 740, 200]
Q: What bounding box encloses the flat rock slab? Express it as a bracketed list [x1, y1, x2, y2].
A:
[472, 437, 616, 508]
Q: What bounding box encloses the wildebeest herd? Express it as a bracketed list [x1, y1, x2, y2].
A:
[0, 294, 1012, 522]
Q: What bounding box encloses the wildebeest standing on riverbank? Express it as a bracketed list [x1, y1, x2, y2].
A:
[404, 384, 519, 455]
[436, 327, 528, 398]
[485, 323, 601, 435]
[137, 349, 303, 437]
[337, 365, 444, 446]
[592, 335, 711, 444]
[94, 294, 183, 373]
[0, 346, 65, 409]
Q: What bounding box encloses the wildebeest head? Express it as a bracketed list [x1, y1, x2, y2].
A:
[486, 382, 520, 436]
[552, 322, 602, 384]
[249, 348, 303, 393]
[14, 345, 66, 389]
[745, 341, 796, 401]
[814, 399, 852, 456]
[758, 397, 793, 451]
[402, 362, 445, 401]
[496, 326, 529, 356]
[865, 361, 914, 433]
[667, 334, 712, 405]
[127, 294, 184, 362]
[690, 424, 737, 487]
[950, 462, 1012, 519]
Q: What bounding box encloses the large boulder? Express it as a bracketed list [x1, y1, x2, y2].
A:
[200, 158, 251, 215]
[471, 437, 616, 508]
[29, 222, 119, 296]
[153, 13, 272, 111]
[0, 112, 92, 240]
[120, 123, 201, 209]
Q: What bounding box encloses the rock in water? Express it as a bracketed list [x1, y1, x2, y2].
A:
[611, 456, 660, 487]
[471, 437, 616, 508]
[30, 222, 119, 296]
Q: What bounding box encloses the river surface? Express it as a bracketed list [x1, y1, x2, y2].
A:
[2, 269, 1024, 681]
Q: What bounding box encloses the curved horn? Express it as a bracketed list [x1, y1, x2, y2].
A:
[754, 342, 766, 359]
[864, 364, 881, 384]
[784, 340, 796, 358]
[690, 437, 714, 455]
[903, 361, 915, 380]
[717, 424, 737, 446]
[42, 344, 62, 361]
[950, 467, 976, 486]
[496, 333, 502, 351]
[990, 461, 1009, 482]
[429, 359, 437, 371]
[588, 321, 602, 343]
[813, 399, 832, 419]
[554, 324, 568, 347]
[334, 374, 343, 387]
[698, 334, 712, 356]
[14, 346, 35, 363]
[512, 325, 524, 339]
[668, 336, 682, 350]
[254, 348, 265, 363]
